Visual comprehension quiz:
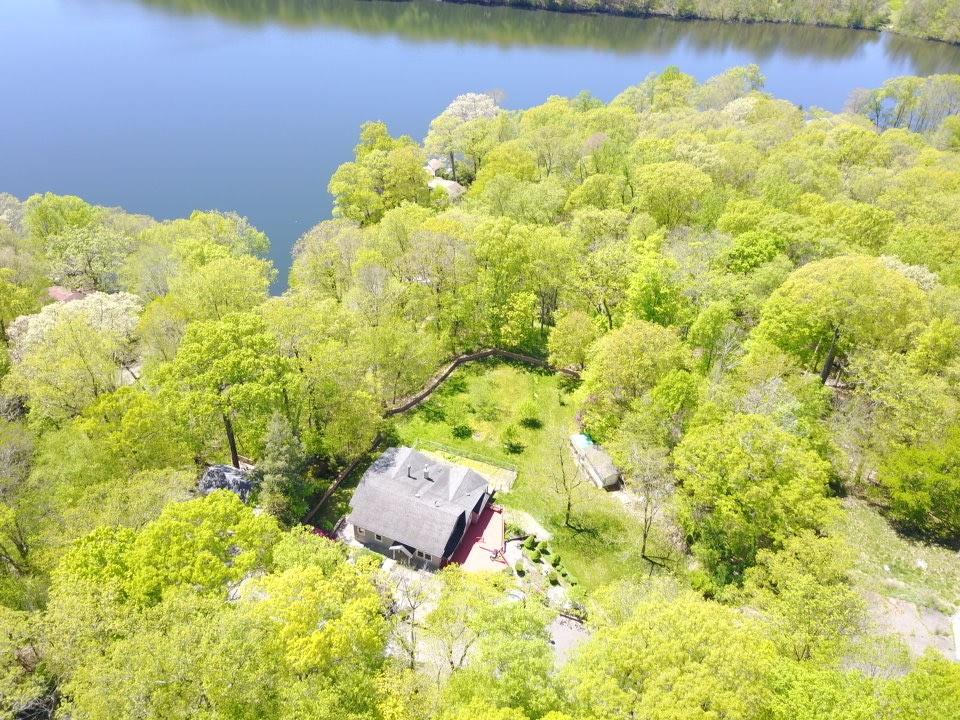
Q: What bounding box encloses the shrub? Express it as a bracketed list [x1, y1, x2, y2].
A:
[879, 428, 960, 544]
[420, 401, 446, 423]
[518, 399, 542, 429]
[548, 570, 560, 585]
[538, 540, 549, 554]
[531, 549, 542, 563]
[501, 424, 524, 454]
[551, 554, 562, 568]
[451, 423, 472, 439]
[474, 398, 501, 421]
[523, 535, 537, 550]
[515, 561, 525, 577]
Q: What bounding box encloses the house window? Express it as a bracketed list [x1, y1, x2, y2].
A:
[416, 550, 423, 558]
[424, 554, 432, 561]
[375, 534, 382, 541]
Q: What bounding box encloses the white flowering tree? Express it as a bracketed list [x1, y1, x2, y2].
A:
[424, 93, 501, 183]
[4, 292, 142, 424]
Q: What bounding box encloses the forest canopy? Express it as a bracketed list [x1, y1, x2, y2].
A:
[2, 66, 960, 718]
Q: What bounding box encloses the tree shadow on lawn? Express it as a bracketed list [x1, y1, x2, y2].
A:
[435, 372, 468, 397]
[418, 399, 447, 423]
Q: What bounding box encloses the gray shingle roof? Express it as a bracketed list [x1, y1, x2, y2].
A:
[348, 447, 490, 558]
[199, 464, 256, 502]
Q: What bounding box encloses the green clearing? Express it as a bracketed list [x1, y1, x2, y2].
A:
[392, 359, 674, 592]
[841, 498, 960, 614]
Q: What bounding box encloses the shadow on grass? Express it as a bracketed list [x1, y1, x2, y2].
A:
[439, 373, 468, 395]
[418, 400, 446, 423]
[561, 519, 601, 538]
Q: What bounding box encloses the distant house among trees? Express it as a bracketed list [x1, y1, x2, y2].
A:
[198, 464, 256, 502]
[47, 286, 87, 303]
[427, 176, 466, 200]
[347, 446, 491, 569]
[570, 433, 621, 488]
[424, 159, 466, 199]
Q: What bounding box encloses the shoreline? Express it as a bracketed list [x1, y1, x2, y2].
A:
[435, 0, 959, 47]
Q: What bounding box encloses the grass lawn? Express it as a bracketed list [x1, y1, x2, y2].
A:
[841, 498, 960, 614]
[392, 359, 674, 592]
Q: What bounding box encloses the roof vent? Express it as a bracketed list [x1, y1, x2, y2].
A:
[424, 466, 434, 482]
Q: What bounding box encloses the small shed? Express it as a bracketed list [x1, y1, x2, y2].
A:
[570, 434, 621, 489]
[198, 464, 256, 502]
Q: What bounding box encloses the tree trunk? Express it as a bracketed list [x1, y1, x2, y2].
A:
[820, 328, 840, 384]
[448, 151, 457, 184]
[223, 412, 240, 468]
[601, 300, 613, 330]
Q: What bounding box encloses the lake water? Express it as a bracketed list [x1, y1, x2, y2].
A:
[3, 0, 960, 287]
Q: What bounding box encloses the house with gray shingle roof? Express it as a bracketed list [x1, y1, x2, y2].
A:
[347, 447, 491, 569]
[198, 464, 256, 502]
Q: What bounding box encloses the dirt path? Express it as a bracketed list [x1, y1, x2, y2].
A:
[867, 591, 956, 658]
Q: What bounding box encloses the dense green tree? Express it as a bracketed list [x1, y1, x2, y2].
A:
[0, 268, 36, 340]
[159, 312, 290, 466]
[23, 193, 104, 248]
[580, 319, 691, 438]
[166, 255, 274, 322]
[547, 310, 600, 371]
[632, 161, 713, 227]
[44, 225, 132, 291]
[329, 122, 432, 224]
[688, 299, 737, 371]
[4, 293, 141, 425]
[256, 412, 308, 525]
[674, 413, 835, 585]
[754, 255, 929, 381]
[564, 589, 778, 720]
[879, 426, 960, 543]
[739, 532, 866, 663]
[290, 219, 363, 299]
[882, 652, 960, 719]
[626, 252, 689, 326]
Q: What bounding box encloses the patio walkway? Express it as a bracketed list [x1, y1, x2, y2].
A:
[449, 505, 508, 572]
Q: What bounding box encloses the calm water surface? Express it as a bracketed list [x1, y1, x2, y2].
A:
[3, 0, 960, 286]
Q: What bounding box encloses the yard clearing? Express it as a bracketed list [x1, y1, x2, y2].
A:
[841, 498, 960, 658]
[841, 498, 960, 614]
[392, 359, 675, 592]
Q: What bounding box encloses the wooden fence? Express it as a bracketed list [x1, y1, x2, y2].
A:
[304, 349, 579, 524]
